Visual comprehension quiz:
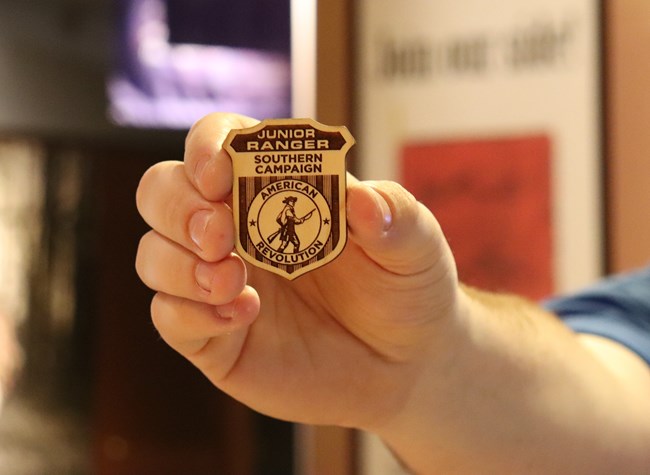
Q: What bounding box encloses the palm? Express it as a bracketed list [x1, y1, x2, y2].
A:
[213, 233, 454, 428]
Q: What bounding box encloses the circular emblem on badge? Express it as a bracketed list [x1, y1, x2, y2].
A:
[247, 179, 332, 265]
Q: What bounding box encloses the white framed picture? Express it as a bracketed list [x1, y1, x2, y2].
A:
[355, 1, 603, 472]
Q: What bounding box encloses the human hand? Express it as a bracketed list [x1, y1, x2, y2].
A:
[135, 113, 463, 432]
[0, 312, 21, 407]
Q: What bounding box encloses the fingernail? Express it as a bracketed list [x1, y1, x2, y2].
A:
[193, 156, 209, 185]
[189, 210, 212, 250]
[194, 151, 213, 191]
[214, 300, 236, 320]
[366, 183, 392, 231]
[195, 262, 214, 293]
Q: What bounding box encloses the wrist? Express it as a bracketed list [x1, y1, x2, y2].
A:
[366, 284, 474, 434]
[367, 286, 544, 473]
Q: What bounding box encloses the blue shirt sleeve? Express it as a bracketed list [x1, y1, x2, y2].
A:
[543, 267, 650, 366]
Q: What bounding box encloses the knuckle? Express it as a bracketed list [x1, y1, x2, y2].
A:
[150, 293, 167, 330]
[134, 232, 156, 286]
[135, 164, 158, 213]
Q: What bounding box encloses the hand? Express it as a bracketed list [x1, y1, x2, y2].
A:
[135, 112, 462, 431]
[0, 312, 21, 403]
[136, 113, 650, 474]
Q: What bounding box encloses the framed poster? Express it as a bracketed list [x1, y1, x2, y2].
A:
[355, 0, 603, 473]
[402, 134, 553, 299]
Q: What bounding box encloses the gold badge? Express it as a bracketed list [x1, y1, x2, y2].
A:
[224, 118, 355, 280]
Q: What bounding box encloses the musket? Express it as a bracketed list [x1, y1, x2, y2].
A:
[299, 209, 316, 222]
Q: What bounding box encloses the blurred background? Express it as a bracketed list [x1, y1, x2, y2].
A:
[1, 0, 650, 474]
[0, 0, 296, 474]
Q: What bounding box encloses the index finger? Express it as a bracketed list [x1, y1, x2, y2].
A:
[184, 112, 260, 201]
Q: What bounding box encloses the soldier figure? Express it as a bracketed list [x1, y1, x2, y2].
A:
[269, 196, 314, 252]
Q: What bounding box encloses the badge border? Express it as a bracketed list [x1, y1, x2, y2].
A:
[225, 118, 354, 280]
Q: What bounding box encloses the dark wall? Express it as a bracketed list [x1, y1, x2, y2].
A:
[0, 0, 114, 136]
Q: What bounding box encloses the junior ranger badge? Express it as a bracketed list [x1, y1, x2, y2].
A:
[224, 118, 355, 280]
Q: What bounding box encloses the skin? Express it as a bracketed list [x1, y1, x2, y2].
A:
[0, 313, 19, 399]
[136, 112, 650, 474]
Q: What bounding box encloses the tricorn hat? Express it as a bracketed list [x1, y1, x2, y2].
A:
[282, 196, 298, 204]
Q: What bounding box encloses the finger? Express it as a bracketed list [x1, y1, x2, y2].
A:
[185, 112, 259, 201]
[137, 161, 234, 262]
[136, 230, 247, 306]
[151, 288, 259, 365]
[346, 179, 456, 278]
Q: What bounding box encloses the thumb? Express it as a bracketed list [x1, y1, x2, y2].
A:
[347, 179, 457, 278]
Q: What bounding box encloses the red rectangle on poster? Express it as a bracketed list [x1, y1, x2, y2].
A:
[401, 135, 553, 300]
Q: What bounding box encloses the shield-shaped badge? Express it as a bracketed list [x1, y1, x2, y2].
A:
[224, 118, 355, 280]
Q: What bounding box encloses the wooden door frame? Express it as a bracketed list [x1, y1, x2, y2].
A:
[294, 0, 358, 474]
[603, 0, 650, 272]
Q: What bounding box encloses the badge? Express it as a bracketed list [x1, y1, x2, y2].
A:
[224, 118, 355, 280]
